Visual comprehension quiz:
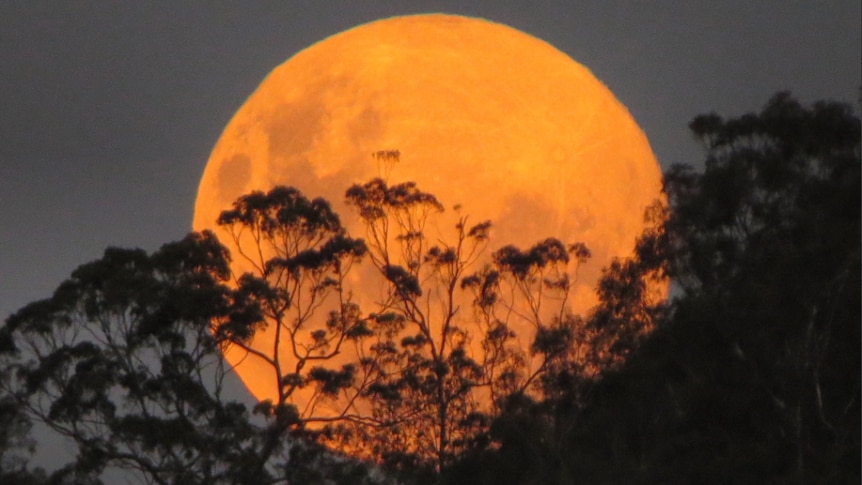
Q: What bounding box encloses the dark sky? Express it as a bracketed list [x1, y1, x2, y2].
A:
[1, 1, 859, 338]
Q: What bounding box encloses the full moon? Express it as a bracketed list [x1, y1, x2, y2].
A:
[194, 14, 663, 404]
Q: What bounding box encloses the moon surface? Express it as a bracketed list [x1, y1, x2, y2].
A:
[194, 14, 663, 404]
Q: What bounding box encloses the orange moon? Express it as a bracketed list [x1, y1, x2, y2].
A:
[194, 14, 663, 404]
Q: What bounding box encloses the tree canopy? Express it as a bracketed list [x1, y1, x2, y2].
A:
[444, 92, 860, 484]
[1, 92, 858, 484]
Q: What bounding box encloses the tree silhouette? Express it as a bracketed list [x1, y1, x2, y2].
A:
[333, 177, 508, 476]
[6, 93, 849, 483]
[0, 179, 606, 483]
[214, 187, 372, 423]
[646, 93, 861, 481]
[440, 214, 667, 485]
[0, 349, 44, 484]
[0, 233, 271, 483]
[300, 174, 600, 480]
[0, 232, 380, 483]
[447, 92, 860, 484]
[213, 186, 386, 481]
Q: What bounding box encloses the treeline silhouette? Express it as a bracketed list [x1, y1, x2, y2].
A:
[1, 93, 858, 484]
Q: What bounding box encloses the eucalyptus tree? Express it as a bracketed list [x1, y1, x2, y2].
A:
[449, 93, 861, 484]
[213, 187, 371, 422]
[309, 173, 600, 480]
[0, 230, 380, 484]
[1, 168, 672, 484]
[0, 357, 43, 484]
[0, 233, 272, 483]
[649, 93, 861, 481]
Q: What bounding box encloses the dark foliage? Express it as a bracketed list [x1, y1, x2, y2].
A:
[4, 92, 854, 485]
[337, 169, 606, 481]
[0, 231, 377, 484]
[447, 93, 860, 484]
